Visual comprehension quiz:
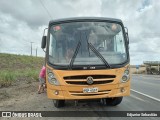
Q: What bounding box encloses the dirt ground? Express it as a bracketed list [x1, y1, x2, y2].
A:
[0, 81, 62, 120]
[0, 81, 52, 111]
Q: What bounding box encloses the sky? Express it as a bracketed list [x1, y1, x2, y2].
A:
[0, 0, 159, 65]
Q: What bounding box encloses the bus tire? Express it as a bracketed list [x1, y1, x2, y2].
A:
[105, 97, 123, 106]
[53, 100, 65, 108]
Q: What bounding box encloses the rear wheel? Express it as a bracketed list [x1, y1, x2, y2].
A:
[53, 100, 65, 108]
[105, 97, 123, 106]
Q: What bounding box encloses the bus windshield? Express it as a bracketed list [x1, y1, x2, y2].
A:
[48, 21, 127, 67]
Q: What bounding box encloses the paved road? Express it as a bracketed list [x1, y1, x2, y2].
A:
[131, 74, 160, 99]
[49, 74, 160, 119]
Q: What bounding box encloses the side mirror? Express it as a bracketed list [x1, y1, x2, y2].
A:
[126, 32, 129, 44]
[41, 36, 46, 49]
[124, 27, 129, 44]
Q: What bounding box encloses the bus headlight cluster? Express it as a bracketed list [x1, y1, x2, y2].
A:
[121, 69, 130, 83]
[48, 71, 59, 85]
[124, 69, 129, 75]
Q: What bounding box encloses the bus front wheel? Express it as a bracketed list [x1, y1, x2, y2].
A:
[53, 100, 65, 108]
[105, 97, 123, 106]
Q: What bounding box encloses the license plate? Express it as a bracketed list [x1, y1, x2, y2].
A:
[83, 87, 98, 93]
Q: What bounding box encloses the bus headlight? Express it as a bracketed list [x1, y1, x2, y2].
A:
[121, 69, 130, 83]
[124, 69, 129, 75]
[48, 72, 54, 78]
[121, 75, 128, 82]
[48, 72, 59, 85]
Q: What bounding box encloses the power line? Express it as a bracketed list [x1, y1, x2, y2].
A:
[39, 0, 52, 19]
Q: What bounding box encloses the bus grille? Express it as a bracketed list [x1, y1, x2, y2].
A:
[69, 90, 111, 96]
[63, 75, 115, 85]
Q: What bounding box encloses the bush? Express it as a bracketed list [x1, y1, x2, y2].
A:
[25, 69, 39, 81]
[0, 53, 44, 87]
[0, 71, 17, 87]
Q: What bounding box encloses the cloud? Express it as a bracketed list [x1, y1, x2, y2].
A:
[0, 0, 160, 65]
[0, 11, 45, 56]
[45, 0, 102, 18]
[100, 0, 160, 64]
[0, 0, 49, 28]
[0, 0, 103, 56]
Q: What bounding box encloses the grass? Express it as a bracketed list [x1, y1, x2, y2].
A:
[0, 71, 17, 87]
[0, 53, 44, 87]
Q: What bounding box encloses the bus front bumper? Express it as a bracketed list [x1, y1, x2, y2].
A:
[47, 82, 130, 100]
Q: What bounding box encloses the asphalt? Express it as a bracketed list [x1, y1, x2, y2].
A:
[131, 74, 160, 99]
[44, 74, 160, 119]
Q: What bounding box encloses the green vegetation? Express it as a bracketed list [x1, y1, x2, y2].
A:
[0, 53, 44, 87]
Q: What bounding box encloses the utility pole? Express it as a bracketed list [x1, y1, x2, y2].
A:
[30, 42, 34, 56]
[36, 47, 38, 57]
[0, 38, 2, 52]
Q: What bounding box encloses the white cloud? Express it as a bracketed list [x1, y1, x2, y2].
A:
[0, 0, 160, 65]
[0, 11, 46, 56]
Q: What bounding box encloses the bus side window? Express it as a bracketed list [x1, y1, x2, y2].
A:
[114, 33, 125, 54]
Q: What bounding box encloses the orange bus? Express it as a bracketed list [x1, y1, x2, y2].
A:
[41, 17, 130, 108]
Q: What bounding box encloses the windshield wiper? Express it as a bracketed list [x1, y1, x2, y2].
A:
[68, 40, 81, 69]
[69, 31, 110, 69]
[89, 43, 111, 68]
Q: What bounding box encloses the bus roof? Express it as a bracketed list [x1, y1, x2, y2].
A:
[49, 17, 123, 25]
